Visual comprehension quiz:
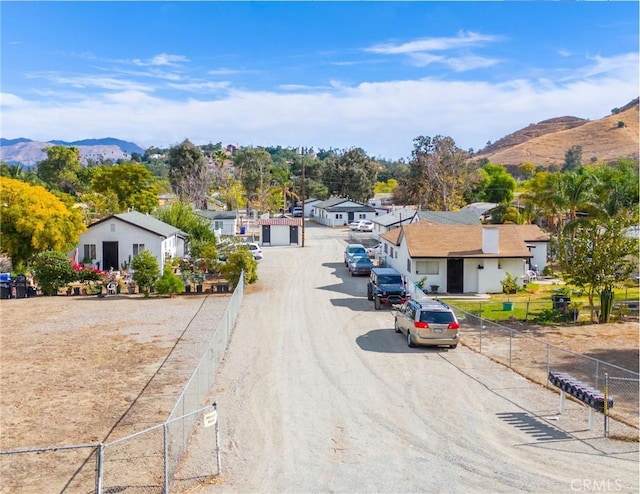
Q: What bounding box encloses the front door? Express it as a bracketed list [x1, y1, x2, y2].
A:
[262, 225, 271, 245]
[289, 226, 299, 245]
[103, 241, 119, 272]
[446, 258, 464, 293]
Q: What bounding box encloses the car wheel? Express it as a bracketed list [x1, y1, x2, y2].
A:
[351, 270, 354, 277]
[407, 330, 416, 348]
[367, 287, 373, 301]
[374, 296, 381, 310]
[394, 319, 401, 333]
[449, 344, 457, 349]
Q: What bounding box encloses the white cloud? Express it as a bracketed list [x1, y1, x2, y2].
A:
[131, 53, 189, 66]
[167, 81, 231, 92]
[365, 31, 501, 55]
[2, 54, 637, 160]
[26, 73, 154, 93]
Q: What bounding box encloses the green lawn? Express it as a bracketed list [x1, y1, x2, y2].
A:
[441, 282, 639, 323]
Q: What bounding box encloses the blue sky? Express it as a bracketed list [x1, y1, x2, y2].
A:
[1, 2, 638, 161]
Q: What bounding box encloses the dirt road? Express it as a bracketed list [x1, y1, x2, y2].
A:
[202, 223, 639, 493]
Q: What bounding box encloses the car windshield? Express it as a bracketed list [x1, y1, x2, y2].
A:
[349, 247, 366, 254]
[378, 275, 402, 284]
[355, 258, 372, 265]
[419, 311, 455, 324]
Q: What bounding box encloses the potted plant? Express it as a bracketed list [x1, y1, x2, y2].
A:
[500, 272, 519, 311]
[416, 277, 429, 294]
[82, 255, 93, 268]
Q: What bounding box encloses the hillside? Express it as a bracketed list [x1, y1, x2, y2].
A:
[0, 138, 144, 167]
[474, 99, 639, 168]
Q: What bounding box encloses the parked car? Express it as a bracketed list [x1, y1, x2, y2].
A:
[293, 207, 303, 217]
[357, 220, 374, 232]
[244, 242, 263, 260]
[349, 220, 374, 232]
[344, 243, 367, 266]
[367, 267, 408, 309]
[393, 299, 460, 349]
[348, 256, 374, 276]
[367, 243, 382, 258]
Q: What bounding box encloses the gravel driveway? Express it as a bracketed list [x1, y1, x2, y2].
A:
[199, 223, 639, 494]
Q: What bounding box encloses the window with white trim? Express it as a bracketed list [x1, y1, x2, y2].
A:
[133, 244, 145, 256]
[415, 260, 439, 275]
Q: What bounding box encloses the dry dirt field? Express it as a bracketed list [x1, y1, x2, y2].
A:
[0, 293, 230, 493]
[0, 293, 638, 492]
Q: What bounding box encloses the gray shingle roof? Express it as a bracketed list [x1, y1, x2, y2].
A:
[96, 211, 188, 238]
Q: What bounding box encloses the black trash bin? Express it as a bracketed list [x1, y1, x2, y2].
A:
[551, 294, 571, 311]
[14, 274, 27, 298]
[0, 281, 11, 299]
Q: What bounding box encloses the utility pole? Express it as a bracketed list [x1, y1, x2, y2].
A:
[301, 147, 306, 247]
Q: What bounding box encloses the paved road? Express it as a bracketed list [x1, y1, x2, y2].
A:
[204, 222, 639, 493]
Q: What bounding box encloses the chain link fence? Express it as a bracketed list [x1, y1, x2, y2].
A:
[456, 305, 639, 441]
[1, 272, 243, 493]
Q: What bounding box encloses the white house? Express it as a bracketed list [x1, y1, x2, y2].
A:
[303, 198, 322, 218]
[195, 210, 238, 237]
[77, 211, 188, 273]
[379, 223, 549, 294]
[373, 207, 417, 235]
[312, 197, 377, 227]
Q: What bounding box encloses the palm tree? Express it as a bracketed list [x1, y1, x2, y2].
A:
[271, 166, 299, 213]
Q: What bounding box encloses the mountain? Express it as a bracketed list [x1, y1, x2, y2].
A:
[474, 98, 639, 168]
[0, 138, 145, 167]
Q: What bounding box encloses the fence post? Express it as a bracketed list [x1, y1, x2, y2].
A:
[164, 422, 169, 494]
[603, 373, 609, 438]
[96, 443, 104, 494]
[214, 402, 221, 474]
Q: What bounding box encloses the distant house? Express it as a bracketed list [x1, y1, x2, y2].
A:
[379, 223, 549, 294]
[413, 210, 483, 226]
[77, 211, 188, 273]
[303, 198, 322, 218]
[195, 210, 238, 237]
[312, 198, 377, 227]
[372, 207, 417, 235]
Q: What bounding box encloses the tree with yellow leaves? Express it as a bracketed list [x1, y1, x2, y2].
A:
[0, 177, 86, 265]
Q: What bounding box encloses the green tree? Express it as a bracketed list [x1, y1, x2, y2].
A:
[478, 163, 517, 204]
[590, 159, 639, 218]
[30, 251, 77, 296]
[167, 139, 211, 209]
[36, 145, 82, 195]
[562, 145, 583, 172]
[233, 148, 274, 213]
[0, 177, 86, 266]
[557, 214, 638, 322]
[321, 147, 380, 203]
[91, 162, 160, 213]
[131, 250, 160, 297]
[155, 264, 185, 297]
[400, 135, 476, 210]
[154, 201, 216, 243]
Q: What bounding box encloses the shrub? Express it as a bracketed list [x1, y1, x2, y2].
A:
[31, 251, 77, 296]
[131, 250, 160, 297]
[219, 250, 257, 288]
[155, 265, 185, 297]
[500, 272, 519, 295]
